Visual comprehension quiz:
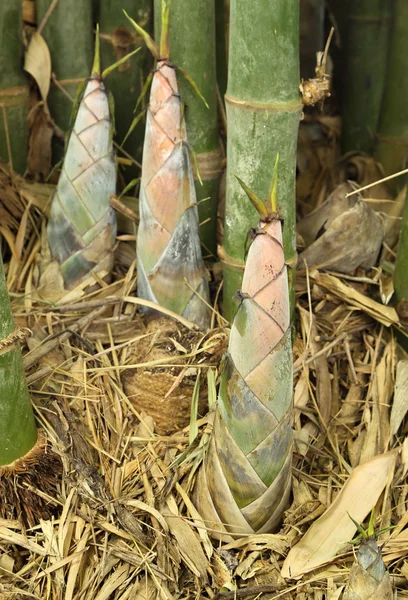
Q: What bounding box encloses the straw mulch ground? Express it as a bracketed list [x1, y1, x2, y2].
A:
[0, 125, 408, 600]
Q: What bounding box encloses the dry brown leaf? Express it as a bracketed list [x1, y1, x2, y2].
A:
[24, 31, 51, 101]
[94, 563, 130, 600]
[211, 552, 235, 589]
[162, 506, 209, 582]
[133, 577, 158, 600]
[298, 185, 383, 273]
[402, 437, 408, 480]
[27, 102, 54, 180]
[391, 361, 408, 436]
[310, 271, 399, 327]
[365, 186, 405, 249]
[0, 527, 47, 556]
[281, 450, 398, 578]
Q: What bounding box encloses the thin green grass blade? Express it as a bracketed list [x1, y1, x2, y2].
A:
[134, 72, 153, 114]
[233, 174, 268, 219]
[189, 372, 200, 445]
[122, 110, 146, 147]
[102, 46, 141, 79]
[175, 66, 209, 109]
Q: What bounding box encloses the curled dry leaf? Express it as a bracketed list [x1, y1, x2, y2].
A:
[298, 183, 383, 273]
[281, 450, 398, 578]
[24, 31, 51, 101]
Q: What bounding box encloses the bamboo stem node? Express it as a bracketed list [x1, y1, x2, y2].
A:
[218, 245, 245, 271]
[193, 148, 224, 181]
[225, 94, 302, 113]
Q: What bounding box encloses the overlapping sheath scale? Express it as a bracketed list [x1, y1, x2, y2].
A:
[137, 60, 210, 329]
[47, 76, 116, 289]
[197, 218, 293, 538]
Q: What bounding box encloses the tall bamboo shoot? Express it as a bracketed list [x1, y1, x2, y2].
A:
[46, 33, 117, 290]
[394, 190, 408, 312]
[196, 165, 293, 538]
[154, 0, 222, 256]
[126, 6, 210, 329]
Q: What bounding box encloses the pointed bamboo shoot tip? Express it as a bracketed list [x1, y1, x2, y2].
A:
[266, 154, 279, 214]
[233, 173, 268, 219]
[92, 24, 101, 76]
[123, 9, 160, 59]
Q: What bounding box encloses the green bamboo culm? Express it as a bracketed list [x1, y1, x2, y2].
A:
[299, 0, 325, 79]
[215, 0, 229, 102]
[341, 0, 391, 155]
[0, 1, 29, 174]
[154, 0, 222, 257]
[36, 0, 93, 161]
[393, 190, 408, 311]
[326, 0, 348, 109]
[0, 253, 37, 466]
[100, 0, 152, 177]
[374, 0, 408, 192]
[222, 0, 301, 321]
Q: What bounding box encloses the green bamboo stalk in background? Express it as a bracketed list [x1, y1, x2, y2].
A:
[216, 0, 229, 102]
[0, 253, 37, 466]
[100, 0, 152, 177]
[0, 1, 29, 174]
[299, 0, 324, 79]
[37, 0, 93, 160]
[341, 0, 391, 155]
[154, 0, 222, 257]
[195, 165, 293, 538]
[374, 0, 408, 189]
[222, 0, 301, 321]
[326, 0, 349, 109]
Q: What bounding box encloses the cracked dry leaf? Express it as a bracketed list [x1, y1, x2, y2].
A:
[281, 450, 398, 578]
[298, 184, 383, 273]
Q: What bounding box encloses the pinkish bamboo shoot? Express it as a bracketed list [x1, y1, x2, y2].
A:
[126, 8, 210, 329]
[196, 165, 293, 538]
